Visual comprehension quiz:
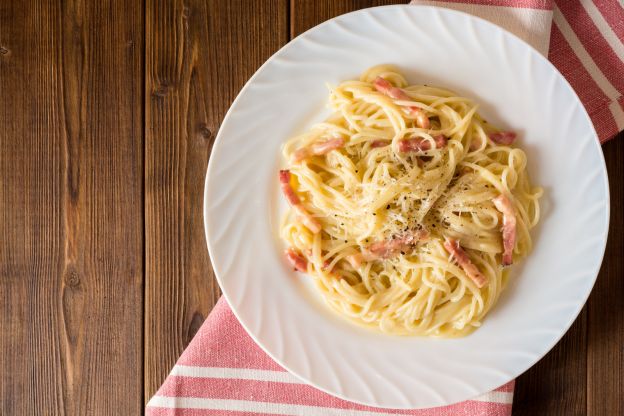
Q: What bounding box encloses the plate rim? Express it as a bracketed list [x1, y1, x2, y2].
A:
[203, 4, 610, 409]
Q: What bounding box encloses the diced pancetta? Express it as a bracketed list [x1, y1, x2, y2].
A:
[443, 238, 488, 288]
[489, 131, 517, 145]
[398, 135, 447, 153]
[279, 170, 321, 233]
[285, 248, 308, 272]
[292, 138, 345, 163]
[347, 229, 429, 267]
[492, 194, 517, 266]
[373, 77, 430, 129]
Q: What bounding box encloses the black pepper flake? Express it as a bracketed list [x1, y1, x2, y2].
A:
[344, 240, 348, 243]
[372, 213, 376, 216]
[386, 204, 390, 209]
[400, 251, 405, 255]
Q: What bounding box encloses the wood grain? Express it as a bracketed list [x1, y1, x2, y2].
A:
[0, 0, 143, 414]
[587, 136, 624, 416]
[144, 0, 289, 402]
[512, 310, 588, 415]
[0, 0, 621, 414]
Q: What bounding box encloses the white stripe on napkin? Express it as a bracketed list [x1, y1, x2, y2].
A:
[148, 393, 514, 413]
[579, 0, 624, 62]
[170, 364, 301, 383]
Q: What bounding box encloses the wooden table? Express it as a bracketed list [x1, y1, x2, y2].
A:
[0, 1, 621, 414]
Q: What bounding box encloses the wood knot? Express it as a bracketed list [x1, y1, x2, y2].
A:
[151, 81, 172, 98]
[182, 5, 191, 20]
[197, 123, 212, 140]
[186, 311, 204, 344]
[64, 269, 81, 289]
[0, 46, 9, 56]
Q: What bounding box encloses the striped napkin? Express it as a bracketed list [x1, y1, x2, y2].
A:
[147, 298, 514, 415]
[147, 2, 623, 415]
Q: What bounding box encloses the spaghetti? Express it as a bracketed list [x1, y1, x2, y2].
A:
[279, 65, 542, 337]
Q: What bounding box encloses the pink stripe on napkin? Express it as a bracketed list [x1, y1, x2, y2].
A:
[431, 0, 553, 10]
[147, 298, 514, 415]
[147, 2, 623, 415]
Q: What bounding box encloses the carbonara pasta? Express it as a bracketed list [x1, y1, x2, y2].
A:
[279, 65, 542, 337]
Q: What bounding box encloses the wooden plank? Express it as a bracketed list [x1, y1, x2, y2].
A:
[0, 0, 143, 414]
[144, 0, 289, 402]
[290, 0, 407, 37]
[512, 310, 587, 415]
[587, 135, 624, 416]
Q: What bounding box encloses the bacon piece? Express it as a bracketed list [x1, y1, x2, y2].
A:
[311, 137, 344, 154]
[492, 194, 517, 266]
[443, 238, 488, 288]
[285, 248, 308, 272]
[347, 229, 429, 267]
[367, 230, 429, 258]
[373, 77, 430, 129]
[305, 249, 333, 271]
[373, 76, 405, 100]
[398, 135, 447, 153]
[489, 131, 517, 145]
[370, 139, 389, 148]
[279, 170, 321, 233]
[293, 205, 322, 234]
[292, 138, 345, 163]
[279, 170, 300, 205]
[433, 134, 447, 148]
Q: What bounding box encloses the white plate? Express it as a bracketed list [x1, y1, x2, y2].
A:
[204, 5, 609, 409]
